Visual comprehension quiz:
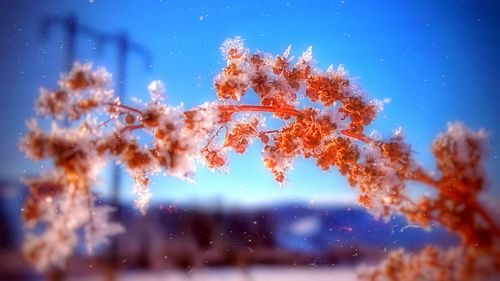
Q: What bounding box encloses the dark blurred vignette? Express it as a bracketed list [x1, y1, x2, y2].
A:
[1, 0, 500, 280]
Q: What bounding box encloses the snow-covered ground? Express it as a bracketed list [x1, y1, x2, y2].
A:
[70, 266, 357, 281]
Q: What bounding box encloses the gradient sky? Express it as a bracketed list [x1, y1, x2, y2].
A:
[1, 0, 499, 207]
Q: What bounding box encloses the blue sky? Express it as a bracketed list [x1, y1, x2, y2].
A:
[1, 0, 499, 207]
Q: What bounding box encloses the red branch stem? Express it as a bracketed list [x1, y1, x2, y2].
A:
[105, 102, 144, 115]
[410, 169, 500, 237]
[120, 124, 144, 133]
[216, 104, 302, 117]
[105, 102, 500, 238]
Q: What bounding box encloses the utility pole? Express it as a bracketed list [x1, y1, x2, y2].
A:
[40, 14, 152, 268]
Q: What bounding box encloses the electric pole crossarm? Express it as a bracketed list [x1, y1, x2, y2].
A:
[40, 14, 152, 70]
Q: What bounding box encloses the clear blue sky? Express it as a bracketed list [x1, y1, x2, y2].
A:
[1, 0, 499, 207]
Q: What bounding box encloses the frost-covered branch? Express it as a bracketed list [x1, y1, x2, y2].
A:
[19, 38, 499, 279]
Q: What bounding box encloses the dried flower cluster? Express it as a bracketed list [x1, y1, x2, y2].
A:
[20, 37, 499, 279]
[359, 245, 499, 281]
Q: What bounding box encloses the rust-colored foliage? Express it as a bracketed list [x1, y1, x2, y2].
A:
[19, 39, 499, 279]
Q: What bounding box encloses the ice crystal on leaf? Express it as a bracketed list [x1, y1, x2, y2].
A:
[433, 122, 487, 192]
[22, 192, 122, 272]
[132, 172, 152, 214]
[85, 204, 124, 254]
[297, 46, 313, 64]
[19, 39, 500, 279]
[148, 80, 166, 102]
[359, 245, 500, 281]
[283, 44, 292, 59]
[220, 36, 246, 60]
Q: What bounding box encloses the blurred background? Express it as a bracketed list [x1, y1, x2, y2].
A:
[1, 0, 499, 280]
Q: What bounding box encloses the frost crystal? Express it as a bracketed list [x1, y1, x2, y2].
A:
[148, 80, 166, 102]
[283, 44, 292, 58]
[221, 36, 246, 60]
[298, 46, 313, 63]
[133, 174, 152, 215]
[85, 206, 124, 254]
